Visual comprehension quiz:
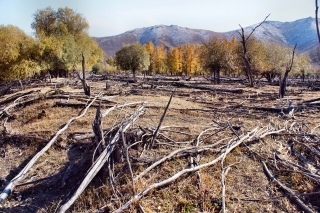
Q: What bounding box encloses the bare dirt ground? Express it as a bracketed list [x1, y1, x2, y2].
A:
[0, 75, 319, 213]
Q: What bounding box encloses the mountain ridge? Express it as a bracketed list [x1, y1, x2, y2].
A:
[94, 17, 319, 58]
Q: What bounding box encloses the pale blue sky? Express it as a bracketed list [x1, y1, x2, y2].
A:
[0, 0, 315, 37]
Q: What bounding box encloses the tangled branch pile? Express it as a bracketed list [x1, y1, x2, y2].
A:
[0, 76, 319, 212]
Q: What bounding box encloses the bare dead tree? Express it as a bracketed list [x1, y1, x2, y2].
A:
[238, 14, 270, 87]
[77, 53, 91, 96]
[316, 0, 320, 44]
[279, 44, 297, 99]
[92, 102, 106, 157]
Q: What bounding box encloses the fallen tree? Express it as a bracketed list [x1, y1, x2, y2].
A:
[171, 82, 244, 94]
[57, 104, 146, 213]
[0, 94, 101, 203]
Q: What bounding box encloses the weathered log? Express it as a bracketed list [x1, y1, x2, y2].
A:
[262, 161, 314, 213]
[108, 76, 137, 83]
[250, 104, 320, 115]
[171, 82, 244, 94]
[46, 94, 117, 104]
[114, 127, 286, 213]
[0, 94, 42, 118]
[0, 94, 100, 203]
[54, 101, 101, 108]
[144, 76, 181, 82]
[0, 90, 38, 106]
[302, 97, 320, 104]
[56, 105, 146, 213]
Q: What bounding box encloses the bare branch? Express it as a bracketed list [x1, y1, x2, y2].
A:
[150, 90, 174, 147]
[245, 14, 270, 42]
[57, 105, 146, 213]
[262, 161, 314, 213]
[0, 93, 102, 203]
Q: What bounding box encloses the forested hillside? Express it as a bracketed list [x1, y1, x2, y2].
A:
[95, 17, 320, 58]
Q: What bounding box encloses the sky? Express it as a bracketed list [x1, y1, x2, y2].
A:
[0, 0, 316, 37]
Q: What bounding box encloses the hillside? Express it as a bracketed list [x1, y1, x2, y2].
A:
[94, 25, 222, 58]
[225, 17, 319, 52]
[95, 17, 320, 58]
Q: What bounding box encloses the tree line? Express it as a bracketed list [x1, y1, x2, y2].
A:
[0, 7, 104, 82]
[0, 7, 315, 85]
[110, 37, 313, 84]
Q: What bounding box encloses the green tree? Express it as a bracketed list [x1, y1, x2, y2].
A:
[182, 44, 198, 76]
[106, 56, 115, 66]
[92, 63, 104, 74]
[106, 56, 117, 72]
[0, 25, 40, 81]
[115, 42, 150, 78]
[144, 41, 155, 75]
[153, 44, 167, 73]
[75, 33, 104, 71]
[262, 42, 289, 82]
[32, 7, 103, 77]
[244, 38, 268, 77]
[167, 46, 183, 75]
[200, 37, 236, 84]
[32, 7, 89, 37]
[292, 53, 312, 81]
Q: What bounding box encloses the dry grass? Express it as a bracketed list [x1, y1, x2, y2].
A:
[0, 77, 319, 213]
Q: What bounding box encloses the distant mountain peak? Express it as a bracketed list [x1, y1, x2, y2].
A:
[94, 17, 319, 57]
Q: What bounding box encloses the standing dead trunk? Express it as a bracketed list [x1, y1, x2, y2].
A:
[316, 0, 320, 44]
[279, 44, 296, 99]
[93, 103, 106, 156]
[81, 53, 90, 96]
[132, 68, 136, 81]
[92, 103, 108, 178]
[239, 30, 254, 87]
[211, 67, 221, 84]
[217, 67, 221, 84]
[239, 14, 269, 87]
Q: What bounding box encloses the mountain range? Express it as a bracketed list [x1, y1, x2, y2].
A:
[94, 17, 320, 58]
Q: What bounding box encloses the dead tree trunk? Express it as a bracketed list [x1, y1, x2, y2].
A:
[279, 44, 297, 99]
[0, 95, 100, 203]
[316, 0, 320, 44]
[93, 103, 106, 155]
[239, 29, 254, 87]
[92, 102, 109, 178]
[213, 69, 217, 84]
[239, 14, 270, 87]
[210, 67, 221, 84]
[132, 68, 136, 81]
[81, 53, 90, 96]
